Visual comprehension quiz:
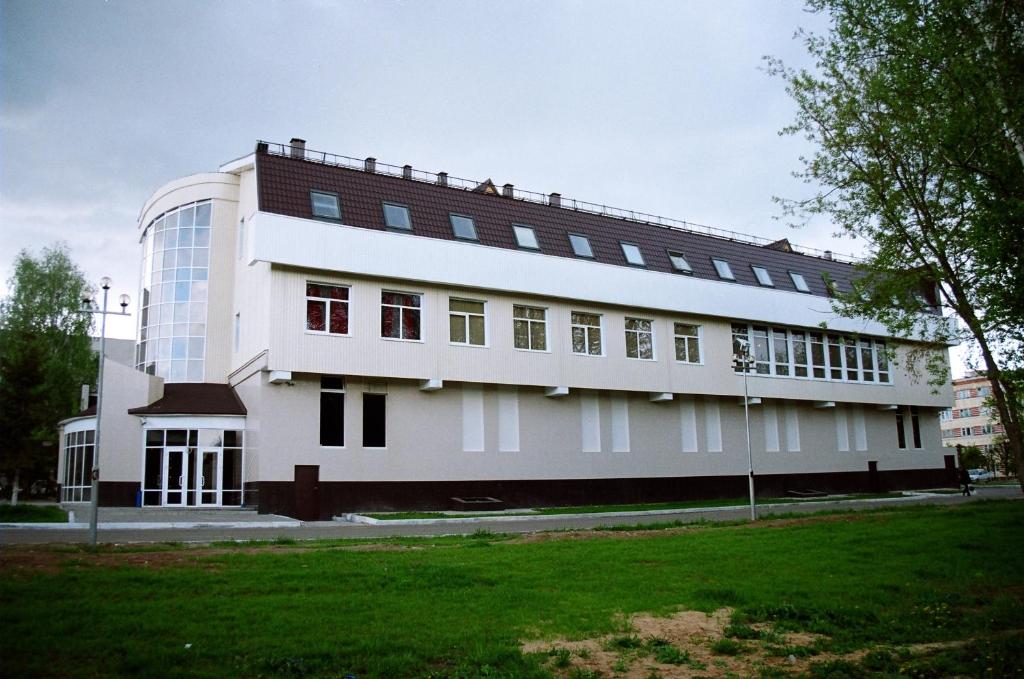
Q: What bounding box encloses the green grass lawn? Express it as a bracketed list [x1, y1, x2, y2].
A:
[365, 492, 907, 520]
[2, 501, 1022, 678]
[0, 503, 67, 523]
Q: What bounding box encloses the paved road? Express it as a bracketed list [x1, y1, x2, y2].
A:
[2, 487, 1019, 545]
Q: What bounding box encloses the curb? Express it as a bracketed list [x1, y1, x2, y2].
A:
[1, 520, 302, 530]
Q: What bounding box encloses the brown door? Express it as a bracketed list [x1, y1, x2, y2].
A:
[294, 465, 320, 521]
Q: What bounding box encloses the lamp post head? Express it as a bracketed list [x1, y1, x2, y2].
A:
[81, 285, 94, 307]
[119, 294, 130, 310]
[100, 276, 112, 290]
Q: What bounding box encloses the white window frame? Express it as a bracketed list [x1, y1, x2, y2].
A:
[449, 297, 488, 347]
[673, 322, 702, 364]
[380, 290, 424, 342]
[512, 224, 540, 250]
[712, 258, 735, 280]
[305, 282, 352, 337]
[624, 316, 655, 360]
[512, 304, 548, 352]
[570, 311, 603, 356]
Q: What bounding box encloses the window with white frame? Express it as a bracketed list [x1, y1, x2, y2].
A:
[569, 234, 593, 258]
[382, 202, 412, 230]
[789, 271, 811, 292]
[512, 224, 540, 249]
[624, 317, 654, 359]
[731, 322, 891, 384]
[668, 251, 693, 274]
[571, 311, 602, 355]
[673, 323, 701, 363]
[310, 190, 341, 220]
[712, 258, 735, 280]
[449, 213, 478, 240]
[620, 242, 646, 266]
[381, 291, 421, 340]
[752, 266, 774, 287]
[306, 282, 350, 335]
[449, 298, 486, 346]
[62, 429, 94, 502]
[513, 305, 546, 351]
[981, 424, 994, 435]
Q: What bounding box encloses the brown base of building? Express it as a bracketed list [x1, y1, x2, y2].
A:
[252, 466, 957, 521]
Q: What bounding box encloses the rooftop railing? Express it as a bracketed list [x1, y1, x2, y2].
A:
[259, 140, 859, 265]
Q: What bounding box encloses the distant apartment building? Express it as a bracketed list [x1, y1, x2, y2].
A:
[940, 372, 1005, 462]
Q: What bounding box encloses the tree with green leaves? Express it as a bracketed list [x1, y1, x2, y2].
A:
[0, 244, 95, 504]
[769, 0, 1024, 490]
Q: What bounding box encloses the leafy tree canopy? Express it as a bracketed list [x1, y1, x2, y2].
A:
[769, 0, 1023, 487]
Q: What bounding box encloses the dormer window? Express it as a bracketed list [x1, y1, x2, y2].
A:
[620, 242, 645, 266]
[310, 190, 341, 220]
[668, 251, 693, 274]
[569, 234, 594, 258]
[789, 271, 811, 292]
[512, 224, 540, 250]
[449, 214, 478, 240]
[751, 266, 774, 287]
[712, 258, 735, 280]
[382, 202, 412, 230]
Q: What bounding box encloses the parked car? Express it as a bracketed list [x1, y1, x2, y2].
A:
[968, 469, 995, 482]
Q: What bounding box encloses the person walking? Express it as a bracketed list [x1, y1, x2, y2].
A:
[959, 467, 972, 497]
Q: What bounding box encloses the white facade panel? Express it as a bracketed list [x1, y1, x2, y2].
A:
[763, 401, 781, 453]
[784, 403, 801, 452]
[611, 394, 630, 453]
[853, 407, 868, 451]
[835, 407, 851, 452]
[704, 397, 723, 453]
[498, 388, 520, 453]
[581, 392, 601, 453]
[461, 385, 485, 452]
[679, 398, 699, 453]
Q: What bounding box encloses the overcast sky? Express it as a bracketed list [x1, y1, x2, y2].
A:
[6, 1, 960, 369]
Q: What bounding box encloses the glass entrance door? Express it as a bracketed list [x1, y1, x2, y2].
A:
[197, 449, 221, 506]
[163, 448, 187, 506]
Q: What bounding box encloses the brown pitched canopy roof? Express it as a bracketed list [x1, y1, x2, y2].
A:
[128, 383, 247, 416]
[256, 147, 859, 298]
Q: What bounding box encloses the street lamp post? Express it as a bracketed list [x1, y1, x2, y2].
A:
[733, 339, 756, 521]
[78, 277, 130, 546]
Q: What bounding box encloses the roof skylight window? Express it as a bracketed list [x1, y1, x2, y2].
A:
[310, 190, 341, 220]
[712, 258, 735, 280]
[512, 224, 540, 250]
[383, 202, 412, 230]
[668, 251, 693, 274]
[620, 242, 646, 266]
[751, 266, 774, 287]
[569, 234, 594, 258]
[789, 271, 810, 292]
[449, 214, 478, 240]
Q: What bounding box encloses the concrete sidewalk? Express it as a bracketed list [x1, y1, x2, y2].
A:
[1, 486, 1019, 545]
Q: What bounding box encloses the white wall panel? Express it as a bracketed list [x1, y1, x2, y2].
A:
[498, 388, 520, 453]
[611, 394, 630, 453]
[581, 392, 601, 453]
[704, 397, 722, 453]
[835, 407, 850, 452]
[763, 401, 780, 453]
[853, 407, 868, 451]
[679, 398, 698, 453]
[462, 385, 485, 452]
[785, 403, 801, 452]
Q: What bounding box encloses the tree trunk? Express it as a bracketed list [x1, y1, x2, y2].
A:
[10, 468, 19, 507]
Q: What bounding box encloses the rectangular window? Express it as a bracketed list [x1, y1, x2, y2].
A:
[449, 213, 478, 240]
[310, 190, 341, 220]
[752, 266, 774, 287]
[732, 323, 751, 373]
[620, 242, 646, 266]
[512, 224, 539, 249]
[449, 298, 486, 346]
[860, 340, 875, 381]
[569, 234, 594, 258]
[624, 317, 654, 359]
[789, 271, 810, 292]
[752, 326, 771, 374]
[306, 282, 350, 335]
[792, 331, 808, 377]
[810, 332, 826, 378]
[773, 330, 790, 376]
[828, 335, 844, 380]
[844, 340, 860, 381]
[381, 291, 421, 340]
[668, 251, 693, 274]
[513, 305, 547, 351]
[382, 202, 412, 230]
[319, 377, 345, 447]
[362, 393, 386, 448]
[674, 323, 701, 363]
[877, 341, 890, 382]
[910, 406, 922, 448]
[712, 258, 735, 280]
[896, 410, 907, 449]
[571, 311, 602, 355]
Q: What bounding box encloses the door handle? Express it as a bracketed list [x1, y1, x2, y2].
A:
[178, 475, 183, 487]
[200, 476, 205, 486]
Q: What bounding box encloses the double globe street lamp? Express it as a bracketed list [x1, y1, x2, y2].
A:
[78, 277, 130, 546]
[733, 338, 757, 521]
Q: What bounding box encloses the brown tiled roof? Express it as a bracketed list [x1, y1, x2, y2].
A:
[256, 148, 858, 298]
[128, 383, 247, 416]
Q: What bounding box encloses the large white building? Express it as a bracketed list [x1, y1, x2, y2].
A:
[57, 139, 957, 519]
